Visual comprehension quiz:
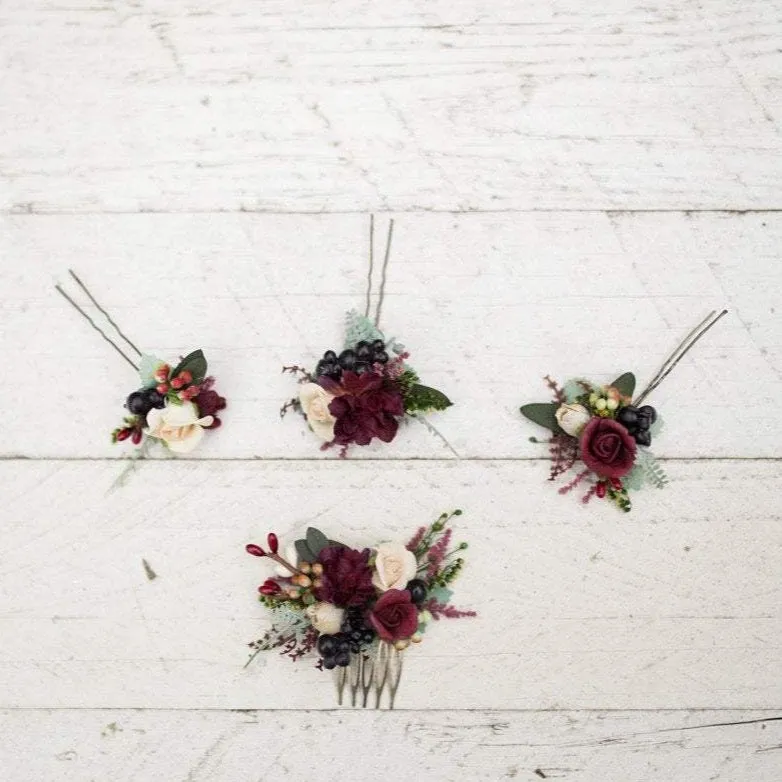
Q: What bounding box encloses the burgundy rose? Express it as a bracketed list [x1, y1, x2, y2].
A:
[368, 589, 419, 643]
[315, 545, 375, 608]
[580, 417, 636, 479]
[327, 371, 405, 447]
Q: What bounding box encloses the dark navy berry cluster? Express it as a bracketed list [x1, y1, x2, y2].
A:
[317, 609, 376, 670]
[617, 404, 657, 447]
[315, 339, 389, 381]
[125, 388, 166, 417]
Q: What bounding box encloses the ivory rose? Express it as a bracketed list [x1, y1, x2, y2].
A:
[554, 403, 591, 437]
[146, 401, 214, 453]
[306, 602, 345, 635]
[299, 383, 337, 442]
[372, 542, 418, 592]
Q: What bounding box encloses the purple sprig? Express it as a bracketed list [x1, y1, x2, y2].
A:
[424, 599, 477, 620]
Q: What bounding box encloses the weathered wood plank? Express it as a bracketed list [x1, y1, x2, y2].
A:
[0, 460, 779, 710]
[2, 212, 778, 458]
[1, 709, 780, 782]
[1, 1, 780, 211]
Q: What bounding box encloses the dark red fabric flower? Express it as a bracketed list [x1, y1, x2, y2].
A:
[315, 545, 375, 608]
[369, 589, 419, 642]
[327, 371, 405, 446]
[580, 417, 637, 478]
[194, 377, 227, 430]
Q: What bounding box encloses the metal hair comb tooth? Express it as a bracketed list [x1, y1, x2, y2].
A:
[335, 641, 404, 709]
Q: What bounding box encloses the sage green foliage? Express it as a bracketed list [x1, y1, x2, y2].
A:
[344, 309, 385, 349]
[404, 383, 453, 413]
[636, 449, 669, 488]
[138, 354, 166, 388]
[172, 349, 208, 385]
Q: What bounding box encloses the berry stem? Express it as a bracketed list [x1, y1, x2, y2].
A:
[267, 552, 305, 577]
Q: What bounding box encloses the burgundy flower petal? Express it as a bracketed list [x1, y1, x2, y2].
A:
[369, 589, 419, 642]
[580, 418, 637, 479]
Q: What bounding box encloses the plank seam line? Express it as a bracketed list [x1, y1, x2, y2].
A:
[0, 456, 779, 463]
[5, 208, 782, 217]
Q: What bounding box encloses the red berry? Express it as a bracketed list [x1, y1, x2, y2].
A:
[267, 533, 279, 554]
[188, 385, 201, 397]
[179, 370, 192, 383]
[258, 579, 281, 595]
[610, 477, 622, 490]
[116, 429, 130, 442]
[156, 383, 169, 394]
[246, 544, 266, 557]
[596, 481, 607, 498]
[171, 377, 184, 390]
[131, 430, 143, 445]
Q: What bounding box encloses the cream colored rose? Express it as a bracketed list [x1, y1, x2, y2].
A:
[372, 542, 418, 592]
[554, 403, 591, 437]
[146, 401, 214, 454]
[299, 383, 337, 442]
[306, 602, 344, 635]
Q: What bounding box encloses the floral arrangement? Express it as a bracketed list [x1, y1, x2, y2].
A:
[55, 270, 226, 455]
[245, 510, 474, 708]
[282, 310, 452, 456]
[521, 310, 727, 512]
[112, 350, 226, 453]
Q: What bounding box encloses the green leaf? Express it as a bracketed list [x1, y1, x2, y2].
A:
[520, 402, 561, 433]
[138, 354, 166, 388]
[611, 372, 636, 398]
[294, 540, 316, 563]
[305, 527, 329, 558]
[171, 349, 208, 384]
[404, 384, 453, 414]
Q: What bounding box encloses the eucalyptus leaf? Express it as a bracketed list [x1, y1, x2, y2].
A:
[138, 354, 166, 388]
[305, 527, 329, 557]
[295, 540, 316, 564]
[427, 585, 453, 604]
[611, 372, 636, 398]
[520, 402, 561, 433]
[171, 349, 208, 384]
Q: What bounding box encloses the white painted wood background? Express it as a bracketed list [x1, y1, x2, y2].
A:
[1, 1, 780, 780]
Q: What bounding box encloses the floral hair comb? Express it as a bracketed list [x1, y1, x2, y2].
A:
[55, 270, 226, 455]
[281, 217, 454, 456]
[521, 310, 727, 511]
[244, 510, 474, 708]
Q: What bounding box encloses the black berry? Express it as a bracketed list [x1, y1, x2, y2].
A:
[126, 391, 152, 416]
[406, 579, 427, 606]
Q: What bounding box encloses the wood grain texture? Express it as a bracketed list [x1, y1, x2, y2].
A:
[1, 460, 779, 710]
[2, 211, 779, 459]
[1, 709, 781, 782]
[1, 1, 781, 212]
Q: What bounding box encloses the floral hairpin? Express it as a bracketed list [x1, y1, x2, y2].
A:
[281, 218, 453, 456]
[56, 270, 226, 454]
[521, 310, 727, 511]
[244, 510, 474, 708]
